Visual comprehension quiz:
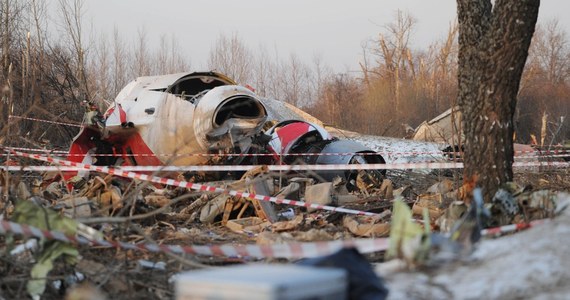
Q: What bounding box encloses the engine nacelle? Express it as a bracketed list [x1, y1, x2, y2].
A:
[193, 85, 267, 154]
[266, 120, 386, 190]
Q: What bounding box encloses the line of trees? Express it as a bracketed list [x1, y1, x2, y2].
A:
[308, 10, 568, 146]
[0, 1, 568, 151]
[0, 0, 190, 148]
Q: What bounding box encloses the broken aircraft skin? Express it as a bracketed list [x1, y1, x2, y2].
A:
[68, 71, 390, 186]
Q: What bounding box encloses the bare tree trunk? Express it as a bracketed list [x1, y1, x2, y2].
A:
[540, 110, 548, 146]
[2, 0, 9, 73]
[58, 0, 91, 101]
[457, 0, 540, 201]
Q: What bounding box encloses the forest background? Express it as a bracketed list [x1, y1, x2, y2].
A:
[0, 0, 567, 150]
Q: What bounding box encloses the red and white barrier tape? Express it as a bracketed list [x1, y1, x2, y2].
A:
[2, 161, 569, 173]
[2, 144, 569, 159]
[2, 152, 567, 159]
[0, 147, 68, 154]
[8, 115, 570, 156]
[8, 115, 83, 128]
[0, 220, 388, 258]
[0, 218, 546, 258]
[6, 149, 379, 216]
[480, 219, 547, 236]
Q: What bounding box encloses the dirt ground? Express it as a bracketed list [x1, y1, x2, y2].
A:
[0, 167, 569, 299]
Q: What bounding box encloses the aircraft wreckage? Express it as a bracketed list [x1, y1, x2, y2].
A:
[68, 71, 443, 189]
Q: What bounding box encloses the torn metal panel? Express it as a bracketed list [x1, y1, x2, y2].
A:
[237, 166, 278, 222]
[315, 140, 386, 190]
[304, 182, 333, 212]
[412, 107, 541, 166]
[413, 106, 463, 145]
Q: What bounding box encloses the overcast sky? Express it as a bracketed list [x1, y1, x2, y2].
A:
[80, 0, 570, 72]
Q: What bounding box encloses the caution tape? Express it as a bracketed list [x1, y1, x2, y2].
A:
[0, 147, 68, 154]
[8, 115, 83, 128]
[0, 218, 547, 258]
[2, 161, 569, 173]
[480, 219, 547, 236]
[0, 220, 389, 258]
[3, 150, 569, 158]
[2, 139, 569, 159]
[6, 149, 379, 217]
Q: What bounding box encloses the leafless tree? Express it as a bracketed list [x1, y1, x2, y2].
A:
[310, 52, 332, 107]
[251, 44, 276, 97]
[518, 19, 570, 145]
[93, 32, 111, 102]
[281, 53, 304, 107]
[531, 20, 570, 84]
[57, 0, 91, 101]
[152, 34, 189, 74]
[111, 26, 129, 98]
[373, 10, 416, 116]
[207, 32, 253, 84]
[132, 26, 151, 77]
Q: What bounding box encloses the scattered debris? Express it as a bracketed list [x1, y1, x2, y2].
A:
[1, 160, 569, 299]
[1, 71, 568, 299]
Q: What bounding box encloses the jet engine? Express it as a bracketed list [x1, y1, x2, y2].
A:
[266, 120, 386, 191]
[193, 85, 267, 155]
[68, 72, 269, 168]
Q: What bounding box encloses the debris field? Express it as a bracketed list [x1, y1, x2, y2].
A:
[1, 153, 569, 299]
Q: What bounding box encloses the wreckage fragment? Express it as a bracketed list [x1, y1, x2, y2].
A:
[225, 217, 270, 234]
[490, 183, 565, 225]
[242, 167, 279, 222]
[343, 215, 390, 237]
[65, 71, 393, 202]
[266, 120, 387, 190]
[304, 182, 333, 212]
[176, 264, 348, 300]
[387, 189, 489, 268]
[68, 72, 268, 170]
[271, 215, 304, 232]
[200, 193, 229, 224]
[60, 197, 92, 218]
[412, 194, 446, 220]
[99, 185, 123, 215]
[411, 179, 459, 222]
[435, 201, 467, 232]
